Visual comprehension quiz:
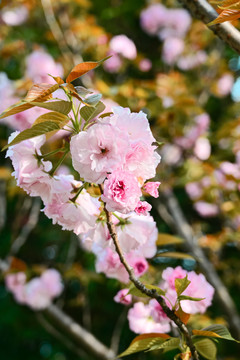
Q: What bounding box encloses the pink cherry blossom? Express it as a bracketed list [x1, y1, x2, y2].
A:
[139, 58, 152, 72]
[185, 182, 203, 200]
[128, 302, 171, 334]
[144, 182, 161, 198]
[103, 51, 123, 73]
[140, 4, 167, 35]
[41, 269, 63, 297]
[25, 50, 63, 84]
[1, 5, 29, 26]
[194, 201, 219, 217]
[162, 37, 184, 65]
[177, 51, 207, 70]
[70, 122, 129, 184]
[135, 201, 152, 216]
[124, 141, 160, 182]
[114, 289, 132, 305]
[217, 73, 234, 96]
[159, 9, 191, 40]
[102, 170, 142, 214]
[194, 137, 211, 160]
[161, 266, 215, 314]
[109, 35, 137, 60]
[5, 272, 26, 303]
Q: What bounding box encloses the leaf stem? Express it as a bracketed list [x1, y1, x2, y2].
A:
[48, 149, 69, 177]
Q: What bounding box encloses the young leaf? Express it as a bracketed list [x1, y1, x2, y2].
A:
[117, 333, 170, 358]
[25, 83, 59, 102]
[85, 94, 102, 106]
[156, 233, 184, 246]
[99, 112, 113, 118]
[175, 276, 191, 296]
[66, 56, 111, 83]
[194, 338, 217, 360]
[80, 102, 106, 123]
[178, 295, 204, 302]
[175, 307, 190, 325]
[28, 100, 72, 115]
[193, 325, 240, 342]
[2, 121, 61, 151]
[48, 75, 65, 85]
[32, 112, 69, 139]
[0, 101, 34, 120]
[74, 86, 93, 97]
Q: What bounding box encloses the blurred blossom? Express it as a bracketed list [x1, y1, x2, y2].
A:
[140, 4, 167, 35]
[103, 52, 122, 73]
[194, 201, 219, 217]
[114, 289, 132, 305]
[97, 34, 108, 45]
[109, 35, 137, 60]
[158, 9, 192, 40]
[217, 73, 234, 96]
[185, 182, 203, 200]
[139, 58, 152, 72]
[177, 51, 207, 70]
[231, 77, 240, 101]
[25, 50, 64, 83]
[162, 96, 174, 108]
[220, 161, 240, 178]
[162, 37, 184, 65]
[194, 137, 211, 160]
[161, 144, 182, 165]
[1, 5, 29, 26]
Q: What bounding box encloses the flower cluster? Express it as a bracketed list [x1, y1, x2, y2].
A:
[5, 269, 63, 310]
[118, 266, 214, 334]
[6, 104, 160, 282]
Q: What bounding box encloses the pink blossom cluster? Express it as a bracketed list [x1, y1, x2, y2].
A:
[81, 211, 158, 282]
[104, 35, 137, 73]
[140, 4, 208, 69]
[1, 5, 29, 26]
[125, 266, 214, 334]
[71, 106, 161, 215]
[6, 133, 100, 235]
[5, 269, 63, 310]
[7, 105, 160, 283]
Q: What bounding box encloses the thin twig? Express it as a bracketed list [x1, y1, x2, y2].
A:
[0, 180, 6, 232]
[158, 188, 240, 339]
[110, 308, 128, 353]
[178, 0, 240, 54]
[99, 185, 199, 360]
[10, 198, 41, 256]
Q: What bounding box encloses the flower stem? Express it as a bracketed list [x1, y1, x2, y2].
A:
[48, 149, 69, 177]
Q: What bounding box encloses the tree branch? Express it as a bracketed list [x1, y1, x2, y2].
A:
[43, 305, 115, 360]
[156, 188, 240, 339]
[99, 186, 199, 360]
[178, 0, 240, 54]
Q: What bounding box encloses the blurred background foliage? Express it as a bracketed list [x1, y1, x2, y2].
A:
[1, 0, 240, 359]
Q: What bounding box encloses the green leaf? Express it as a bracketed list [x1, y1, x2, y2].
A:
[2, 121, 61, 151]
[147, 337, 180, 352]
[127, 283, 165, 298]
[117, 333, 170, 358]
[155, 252, 194, 260]
[193, 325, 240, 343]
[194, 339, 217, 360]
[156, 233, 184, 246]
[175, 276, 191, 297]
[178, 295, 204, 302]
[29, 100, 72, 115]
[80, 101, 106, 122]
[85, 94, 102, 105]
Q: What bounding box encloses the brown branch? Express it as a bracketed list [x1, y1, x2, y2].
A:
[99, 186, 199, 360]
[156, 188, 240, 339]
[178, 0, 240, 54]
